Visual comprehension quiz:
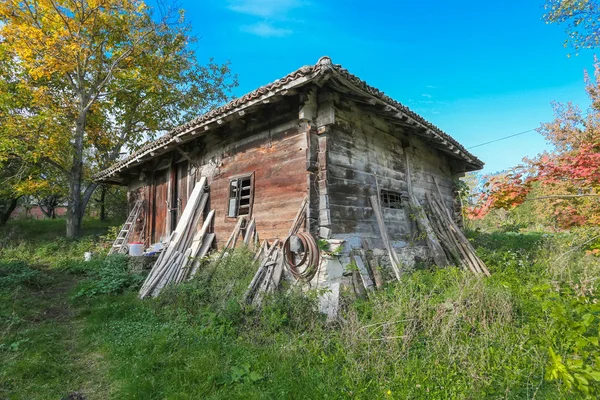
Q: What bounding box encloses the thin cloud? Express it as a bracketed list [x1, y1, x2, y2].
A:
[421, 93, 432, 98]
[241, 22, 292, 37]
[228, 0, 304, 18]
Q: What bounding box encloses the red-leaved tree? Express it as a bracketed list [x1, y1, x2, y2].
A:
[469, 59, 600, 228]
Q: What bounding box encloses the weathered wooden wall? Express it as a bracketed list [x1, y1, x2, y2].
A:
[123, 89, 464, 256]
[191, 109, 307, 246]
[326, 99, 456, 248]
[126, 99, 308, 248]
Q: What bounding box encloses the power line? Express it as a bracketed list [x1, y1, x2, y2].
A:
[467, 112, 590, 150]
[467, 128, 537, 149]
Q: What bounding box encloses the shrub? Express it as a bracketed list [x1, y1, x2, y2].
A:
[74, 255, 145, 298]
[0, 261, 46, 289]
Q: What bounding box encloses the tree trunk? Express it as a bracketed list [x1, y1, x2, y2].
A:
[0, 198, 18, 226]
[66, 112, 87, 238]
[100, 185, 106, 222]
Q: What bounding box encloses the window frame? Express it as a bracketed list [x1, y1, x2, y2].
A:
[380, 189, 403, 209]
[227, 172, 255, 218]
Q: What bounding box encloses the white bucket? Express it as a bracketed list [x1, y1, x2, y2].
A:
[129, 242, 144, 257]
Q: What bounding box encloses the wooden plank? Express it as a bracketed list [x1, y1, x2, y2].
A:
[188, 233, 215, 280]
[140, 177, 207, 298]
[369, 195, 402, 281]
[244, 218, 256, 245]
[360, 241, 384, 289]
[243, 240, 280, 304]
[184, 210, 215, 279]
[222, 216, 245, 251]
[353, 254, 375, 291]
[269, 251, 285, 293]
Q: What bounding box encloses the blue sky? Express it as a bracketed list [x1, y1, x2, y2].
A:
[172, 0, 595, 175]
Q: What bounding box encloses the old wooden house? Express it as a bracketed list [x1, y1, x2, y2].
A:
[95, 56, 483, 298]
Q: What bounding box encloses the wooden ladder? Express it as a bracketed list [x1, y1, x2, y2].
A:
[108, 199, 143, 255]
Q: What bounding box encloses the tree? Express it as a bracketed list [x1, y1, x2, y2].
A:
[544, 0, 600, 51]
[0, 0, 236, 237]
[469, 60, 600, 228]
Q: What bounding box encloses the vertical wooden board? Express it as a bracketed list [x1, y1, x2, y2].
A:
[177, 161, 189, 217]
[153, 168, 169, 243]
[169, 162, 178, 233]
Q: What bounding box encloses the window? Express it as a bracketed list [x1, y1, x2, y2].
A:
[228, 174, 254, 217]
[380, 189, 402, 209]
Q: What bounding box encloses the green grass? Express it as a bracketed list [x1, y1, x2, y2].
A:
[1, 218, 600, 398]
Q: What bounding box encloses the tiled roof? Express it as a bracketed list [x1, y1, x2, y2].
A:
[95, 57, 483, 181]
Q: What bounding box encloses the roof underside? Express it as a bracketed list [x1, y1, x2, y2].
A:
[95, 57, 483, 183]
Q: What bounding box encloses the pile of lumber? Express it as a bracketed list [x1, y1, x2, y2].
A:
[243, 196, 308, 306]
[243, 240, 284, 306]
[139, 177, 215, 298]
[220, 216, 259, 258]
[370, 187, 490, 278]
[426, 193, 491, 276]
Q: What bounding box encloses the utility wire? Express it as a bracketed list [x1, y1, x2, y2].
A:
[467, 112, 590, 150]
[467, 128, 537, 149]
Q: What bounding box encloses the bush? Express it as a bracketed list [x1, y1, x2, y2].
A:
[0, 261, 46, 289]
[74, 255, 145, 298]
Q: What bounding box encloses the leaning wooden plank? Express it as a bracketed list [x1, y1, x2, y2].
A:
[243, 262, 269, 305]
[254, 252, 279, 306]
[140, 231, 176, 294]
[288, 196, 308, 236]
[188, 210, 215, 259]
[353, 254, 375, 291]
[187, 233, 215, 280]
[243, 240, 280, 304]
[244, 219, 256, 245]
[352, 270, 367, 298]
[140, 177, 207, 297]
[425, 195, 464, 268]
[409, 194, 448, 268]
[360, 240, 384, 290]
[428, 194, 475, 268]
[230, 217, 245, 249]
[403, 151, 448, 268]
[427, 193, 473, 272]
[174, 248, 193, 284]
[150, 251, 183, 297]
[223, 216, 245, 251]
[254, 230, 260, 249]
[180, 192, 209, 250]
[432, 176, 453, 220]
[369, 195, 402, 281]
[253, 240, 268, 263]
[268, 250, 285, 293]
[429, 193, 490, 276]
[198, 233, 215, 258]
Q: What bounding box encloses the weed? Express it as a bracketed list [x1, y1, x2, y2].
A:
[74, 255, 145, 298]
[4, 219, 600, 398]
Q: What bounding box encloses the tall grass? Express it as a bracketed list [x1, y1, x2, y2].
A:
[2, 218, 600, 398]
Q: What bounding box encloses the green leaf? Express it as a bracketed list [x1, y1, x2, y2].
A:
[248, 371, 264, 383]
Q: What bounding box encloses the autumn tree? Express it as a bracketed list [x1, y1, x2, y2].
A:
[470, 61, 600, 228]
[0, 0, 236, 237]
[468, 1, 600, 227]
